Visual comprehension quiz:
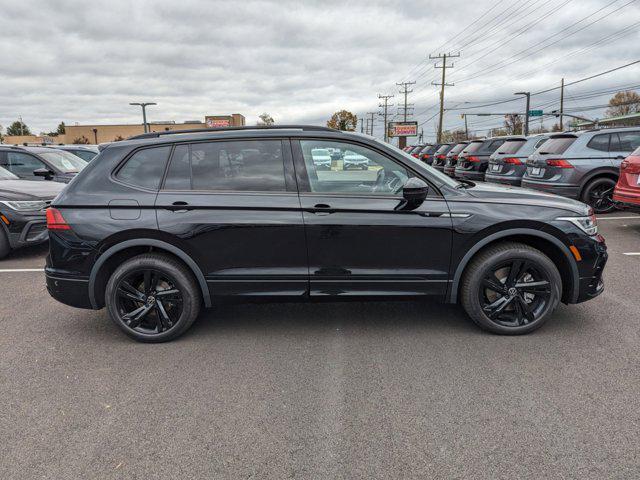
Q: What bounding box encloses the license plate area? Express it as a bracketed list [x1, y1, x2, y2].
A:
[490, 164, 502, 172]
[530, 167, 544, 176]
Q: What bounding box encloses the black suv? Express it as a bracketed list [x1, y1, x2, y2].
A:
[455, 137, 513, 181]
[0, 166, 64, 259]
[46, 126, 607, 342]
[0, 145, 87, 183]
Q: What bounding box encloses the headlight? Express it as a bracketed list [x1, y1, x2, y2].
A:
[0, 200, 48, 212]
[556, 214, 598, 236]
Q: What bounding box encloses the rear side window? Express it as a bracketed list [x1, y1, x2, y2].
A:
[496, 140, 526, 154]
[163, 140, 286, 192]
[538, 137, 577, 154]
[587, 134, 610, 152]
[116, 146, 171, 190]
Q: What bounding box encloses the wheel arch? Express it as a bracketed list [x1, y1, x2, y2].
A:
[448, 228, 579, 305]
[88, 238, 211, 309]
[578, 168, 619, 194]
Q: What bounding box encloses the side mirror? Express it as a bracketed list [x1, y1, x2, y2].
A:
[33, 168, 54, 180]
[402, 177, 429, 206]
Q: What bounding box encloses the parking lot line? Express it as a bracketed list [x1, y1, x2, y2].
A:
[596, 216, 640, 220]
[0, 268, 44, 273]
[623, 252, 640, 256]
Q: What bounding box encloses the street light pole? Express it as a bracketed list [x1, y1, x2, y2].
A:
[129, 102, 157, 133]
[514, 92, 530, 135]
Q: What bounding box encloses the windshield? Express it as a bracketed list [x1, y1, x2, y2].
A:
[69, 149, 98, 162]
[38, 150, 88, 172]
[449, 143, 468, 155]
[419, 144, 439, 155]
[461, 141, 483, 154]
[0, 166, 19, 180]
[496, 139, 526, 155]
[434, 144, 452, 155]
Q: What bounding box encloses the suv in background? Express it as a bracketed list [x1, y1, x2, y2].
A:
[431, 143, 454, 172]
[51, 145, 99, 162]
[408, 144, 425, 158]
[485, 135, 549, 186]
[0, 166, 64, 259]
[417, 144, 439, 165]
[45, 125, 606, 342]
[455, 137, 511, 181]
[613, 146, 640, 213]
[0, 145, 87, 183]
[443, 141, 470, 177]
[522, 128, 640, 213]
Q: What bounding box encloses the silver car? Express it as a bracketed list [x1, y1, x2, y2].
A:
[522, 127, 640, 213]
[485, 134, 549, 187]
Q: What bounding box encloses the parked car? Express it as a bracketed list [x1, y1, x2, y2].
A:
[408, 144, 426, 158]
[443, 141, 470, 177]
[417, 144, 439, 165]
[455, 137, 511, 181]
[613, 146, 640, 213]
[45, 125, 606, 342]
[485, 134, 549, 186]
[51, 145, 100, 162]
[431, 143, 454, 172]
[0, 145, 87, 183]
[402, 145, 414, 152]
[522, 128, 640, 213]
[310, 148, 332, 170]
[343, 150, 370, 170]
[0, 166, 64, 259]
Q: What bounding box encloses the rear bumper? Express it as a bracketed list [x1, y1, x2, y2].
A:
[45, 268, 94, 309]
[484, 174, 522, 186]
[521, 179, 581, 199]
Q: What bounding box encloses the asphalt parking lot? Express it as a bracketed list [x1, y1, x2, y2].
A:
[1, 213, 639, 479]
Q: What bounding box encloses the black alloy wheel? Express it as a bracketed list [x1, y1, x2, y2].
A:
[461, 242, 561, 334]
[583, 177, 616, 214]
[105, 253, 201, 342]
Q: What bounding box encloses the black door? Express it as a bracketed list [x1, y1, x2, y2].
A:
[293, 138, 452, 298]
[155, 138, 308, 298]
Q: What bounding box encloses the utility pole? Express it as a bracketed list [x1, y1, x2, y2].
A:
[366, 112, 376, 136]
[514, 92, 531, 136]
[396, 81, 415, 148]
[419, 128, 424, 143]
[359, 117, 364, 133]
[463, 114, 469, 139]
[559, 78, 565, 131]
[18, 115, 24, 135]
[129, 102, 157, 133]
[431, 52, 459, 143]
[378, 94, 394, 142]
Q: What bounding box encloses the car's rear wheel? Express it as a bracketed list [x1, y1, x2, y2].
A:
[0, 229, 10, 260]
[461, 242, 562, 334]
[582, 177, 617, 214]
[105, 253, 201, 342]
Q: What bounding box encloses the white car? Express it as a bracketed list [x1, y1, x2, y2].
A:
[311, 148, 332, 170]
[343, 151, 369, 170]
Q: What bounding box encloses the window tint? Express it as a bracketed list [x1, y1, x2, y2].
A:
[300, 140, 410, 196]
[434, 144, 453, 155]
[0, 165, 19, 180]
[449, 143, 468, 155]
[615, 131, 640, 151]
[496, 139, 526, 154]
[462, 141, 483, 153]
[538, 136, 577, 154]
[587, 134, 610, 152]
[163, 140, 286, 192]
[116, 146, 171, 190]
[1, 152, 46, 176]
[419, 144, 439, 155]
[481, 139, 506, 153]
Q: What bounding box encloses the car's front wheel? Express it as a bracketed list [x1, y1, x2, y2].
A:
[105, 253, 201, 342]
[582, 177, 617, 214]
[461, 242, 562, 334]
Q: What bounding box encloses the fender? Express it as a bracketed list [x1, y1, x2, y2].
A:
[88, 238, 212, 309]
[579, 167, 619, 192]
[447, 228, 579, 304]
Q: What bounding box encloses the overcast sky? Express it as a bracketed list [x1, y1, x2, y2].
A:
[1, 0, 639, 140]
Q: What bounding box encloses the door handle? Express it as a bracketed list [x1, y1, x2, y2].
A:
[311, 203, 332, 216]
[166, 201, 192, 212]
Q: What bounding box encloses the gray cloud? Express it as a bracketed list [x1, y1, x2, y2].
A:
[0, 0, 638, 139]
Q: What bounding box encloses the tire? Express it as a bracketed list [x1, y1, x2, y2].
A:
[105, 253, 201, 343]
[0, 229, 10, 260]
[460, 242, 562, 335]
[581, 177, 617, 214]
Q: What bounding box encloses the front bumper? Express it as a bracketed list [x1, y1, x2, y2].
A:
[521, 179, 580, 199]
[572, 233, 608, 304]
[0, 210, 48, 249]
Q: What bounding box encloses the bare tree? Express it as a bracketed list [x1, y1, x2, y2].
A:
[606, 90, 640, 117]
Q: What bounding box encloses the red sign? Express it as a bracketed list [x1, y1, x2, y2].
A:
[206, 118, 230, 128]
[388, 121, 418, 137]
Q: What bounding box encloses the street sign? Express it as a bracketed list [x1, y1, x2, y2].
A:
[388, 121, 418, 137]
[529, 110, 543, 117]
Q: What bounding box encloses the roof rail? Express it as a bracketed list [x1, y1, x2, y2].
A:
[128, 125, 339, 140]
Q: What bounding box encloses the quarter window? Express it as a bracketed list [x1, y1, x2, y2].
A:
[116, 146, 171, 190]
[300, 140, 410, 196]
[163, 140, 286, 192]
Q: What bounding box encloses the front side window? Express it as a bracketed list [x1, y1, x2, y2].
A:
[0, 165, 19, 180]
[300, 140, 410, 196]
[2, 152, 46, 176]
[116, 146, 172, 190]
[163, 140, 286, 192]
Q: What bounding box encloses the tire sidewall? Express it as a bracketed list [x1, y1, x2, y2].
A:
[464, 247, 562, 334]
[583, 177, 616, 213]
[105, 255, 199, 342]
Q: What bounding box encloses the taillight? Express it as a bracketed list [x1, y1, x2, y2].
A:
[412, 154, 419, 158]
[437, 155, 446, 160]
[452, 155, 458, 160]
[468, 156, 480, 162]
[546, 159, 573, 168]
[504, 157, 522, 165]
[46, 207, 71, 230]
